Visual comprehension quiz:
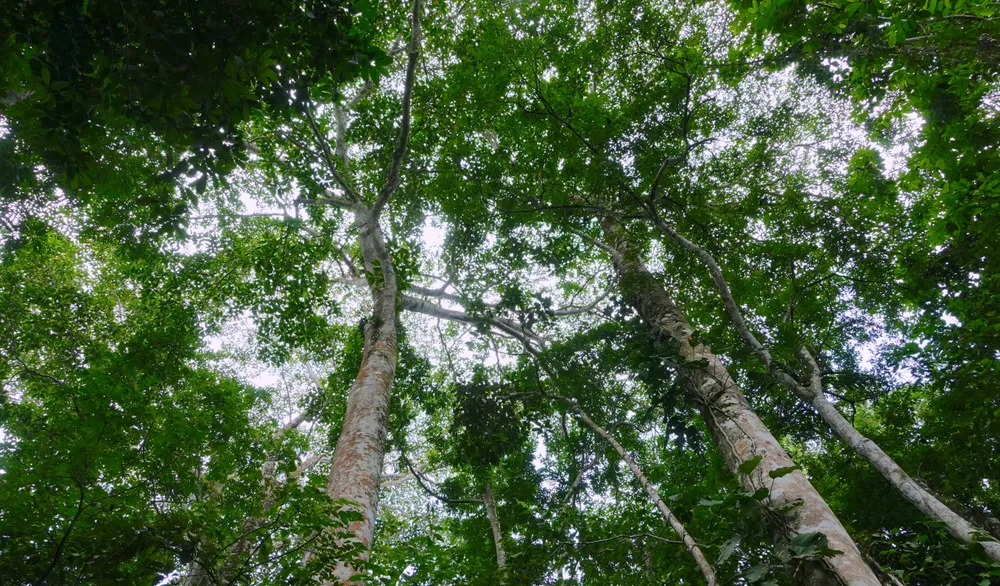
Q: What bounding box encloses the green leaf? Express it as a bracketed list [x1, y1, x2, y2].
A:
[718, 535, 741, 564]
[738, 454, 764, 475]
[746, 564, 769, 582]
[768, 465, 799, 479]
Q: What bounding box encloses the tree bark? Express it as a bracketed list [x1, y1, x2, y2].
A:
[653, 216, 1000, 562]
[323, 208, 400, 584]
[315, 1, 420, 580]
[801, 371, 1000, 562]
[600, 218, 880, 586]
[483, 482, 507, 577]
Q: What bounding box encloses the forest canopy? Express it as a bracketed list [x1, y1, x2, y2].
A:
[1, 0, 999, 584]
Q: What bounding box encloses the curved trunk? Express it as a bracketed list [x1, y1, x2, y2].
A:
[600, 218, 880, 586]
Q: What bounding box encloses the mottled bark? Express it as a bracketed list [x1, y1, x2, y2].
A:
[654, 217, 1000, 562]
[600, 218, 880, 586]
[316, 1, 421, 581]
[323, 207, 400, 584]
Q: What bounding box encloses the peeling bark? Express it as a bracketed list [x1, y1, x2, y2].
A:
[600, 218, 880, 586]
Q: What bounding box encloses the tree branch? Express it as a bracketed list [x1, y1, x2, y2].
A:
[371, 0, 422, 219]
[303, 105, 362, 203]
[400, 452, 484, 506]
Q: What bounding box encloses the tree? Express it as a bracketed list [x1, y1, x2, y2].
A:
[3, 0, 1000, 585]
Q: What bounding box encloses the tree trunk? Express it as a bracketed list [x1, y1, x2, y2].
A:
[653, 217, 1000, 562]
[483, 482, 507, 577]
[600, 218, 880, 586]
[803, 381, 1000, 562]
[323, 207, 400, 584]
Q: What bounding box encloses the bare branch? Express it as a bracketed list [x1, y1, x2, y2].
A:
[506, 385, 718, 586]
[400, 295, 542, 350]
[372, 0, 422, 219]
[303, 106, 362, 203]
[400, 452, 484, 506]
[564, 532, 692, 547]
[557, 456, 597, 515]
[294, 196, 353, 210]
[346, 78, 375, 112]
[291, 454, 328, 478]
[551, 289, 611, 317]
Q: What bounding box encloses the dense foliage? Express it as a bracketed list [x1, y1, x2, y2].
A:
[2, 0, 1000, 584]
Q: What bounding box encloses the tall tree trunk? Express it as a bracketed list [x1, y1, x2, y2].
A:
[600, 218, 880, 586]
[312, 1, 419, 579]
[653, 216, 1000, 562]
[323, 208, 400, 585]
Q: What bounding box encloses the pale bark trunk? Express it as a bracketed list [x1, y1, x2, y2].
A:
[654, 217, 1000, 562]
[324, 208, 400, 584]
[483, 482, 507, 576]
[570, 402, 718, 585]
[600, 218, 880, 586]
[297, 2, 419, 581]
[915, 478, 1000, 541]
